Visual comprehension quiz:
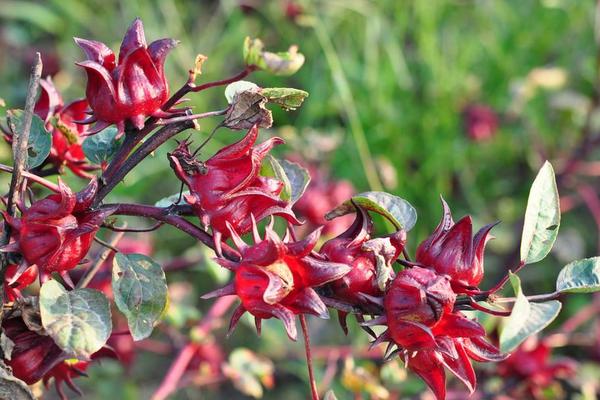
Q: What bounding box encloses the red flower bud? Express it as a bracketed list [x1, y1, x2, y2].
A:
[2, 179, 115, 281]
[320, 207, 406, 308]
[75, 18, 177, 135]
[2, 317, 66, 385]
[416, 198, 496, 291]
[35, 77, 97, 178]
[203, 220, 350, 340]
[463, 104, 499, 142]
[169, 126, 300, 246]
[366, 266, 505, 400]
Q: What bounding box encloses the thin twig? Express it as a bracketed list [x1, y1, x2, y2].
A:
[1, 53, 43, 304]
[76, 229, 126, 289]
[300, 315, 320, 400]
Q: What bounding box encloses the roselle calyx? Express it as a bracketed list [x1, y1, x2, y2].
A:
[203, 219, 350, 340]
[169, 125, 300, 248]
[416, 198, 497, 292]
[75, 18, 177, 135]
[366, 266, 506, 400]
[2, 179, 115, 281]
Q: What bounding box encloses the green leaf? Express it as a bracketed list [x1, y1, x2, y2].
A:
[112, 253, 168, 341]
[6, 109, 51, 169]
[82, 126, 123, 164]
[520, 161, 560, 264]
[261, 87, 309, 111]
[556, 257, 600, 293]
[154, 191, 190, 208]
[278, 159, 310, 203]
[325, 191, 417, 231]
[260, 155, 292, 201]
[499, 273, 561, 352]
[39, 280, 112, 359]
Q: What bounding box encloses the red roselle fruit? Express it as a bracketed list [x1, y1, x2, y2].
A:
[319, 206, 406, 333]
[169, 125, 300, 251]
[366, 266, 505, 400]
[462, 104, 499, 142]
[1, 179, 116, 282]
[416, 198, 497, 293]
[202, 219, 350, 340]
[2, 316, 66, 385]
[34, 77, 98, 178]
[497, 337, 576, 398]
[75, 18, 178, 135]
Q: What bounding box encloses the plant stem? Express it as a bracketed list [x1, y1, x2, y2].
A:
[94, 120, 194, 205]
[1, 53, 42, 305]
[104, 203, 240, 261]
[0, 164, 60, 192]
[76, 229, 125, 289]
[300, 314, 320, 400]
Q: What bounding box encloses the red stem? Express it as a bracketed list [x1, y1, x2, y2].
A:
[299, 315, 320, 400]
[105, 203, 240, 261]
[480, 260, 526, 295]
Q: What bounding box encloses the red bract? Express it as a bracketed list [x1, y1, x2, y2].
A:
[498, 337, 576, 398]
[2, 316, 66, 385]
[169, 125, 299, 249]
[34, 77, 97, 178]
[319, 207, 406, 332]
[416, 199, 496, 292]
[367, 266, 505, 400]
[42, 359, 90, 400]
[463, 104, 499, 142]
[2, 179, 115, 281]
[75, 18, 177, 135]
[292, 160, 354, 236]
[203, 220, 350, 340]
[3, 263, 38, 301]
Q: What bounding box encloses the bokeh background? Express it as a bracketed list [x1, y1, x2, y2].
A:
[1, 0, 600, 399]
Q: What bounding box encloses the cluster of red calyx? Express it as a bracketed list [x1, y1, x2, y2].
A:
[75, 18, 178, 135]
[3, 316, 115, 400]
[319, 207, 406, 333]
[497, 337, 576, 398]
[169, 125, 300, 251]
[292, 160, 355, 237]
[202, 218, 350, 340]
[1, 179, 115, 283]
[462, 104, 499, 142]
[359, 199, 504, 400]
[34, 77, 98, 177]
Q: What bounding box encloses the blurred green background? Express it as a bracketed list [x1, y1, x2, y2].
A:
[1, 0, 599, 399]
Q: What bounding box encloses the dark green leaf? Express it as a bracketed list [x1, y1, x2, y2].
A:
[82, 127, 122, 164]
[556, 257, 600, 293]
[499, 273, 561, 352]
[7, 109, 51, 169]
[325, 191, 417, 231]
[39, 280, 112, 358]
[520, 161, 560, 264]
[112, 253, 168, 341]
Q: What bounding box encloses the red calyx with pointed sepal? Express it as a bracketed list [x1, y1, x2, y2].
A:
[2, 179, 116, 282]
[75, 18, 177, 135]
[365, 265, 506, 400]
[203, 219, 350, 340]
[169, 125, 300, 247]
[416, 198, 497, 293]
